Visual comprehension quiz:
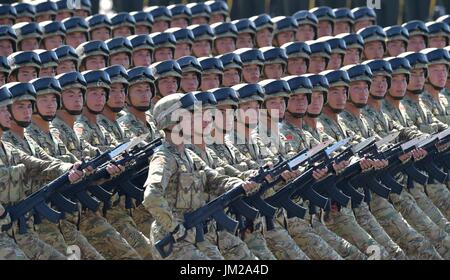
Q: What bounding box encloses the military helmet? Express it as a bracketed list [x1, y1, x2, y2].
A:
[129, 11, 154, 30]
[0, 85, 12, 107]
[419, 47, 450, 68]
[166, 27, 194, 46]
[186, 2, 211, 21]
[316, 36, 347, 55]
[232, 18, 256, 39]
[292, 10, 318, 34]
[259, 79, 291, 102]
[335, 33, 364, 50]
[0, 4, 16, 24]
[426, 21, 450, 44]
[211, 22, 238, 40]
[54, 45, 78, 66]
[0, 56, 11, 77]
[151, 60, 182, 83]
[81, 69, 111, 99]
[39, 20, 66, 42]
[402, 20, 429, 42]
[187, 24, 215, 42]
[333, 8, 355, 25]
[306, 40, 331, 64]
[272, 16, 298, 36]
[282, 41, 311, 68]
[127, 66, 156, 96]
[34, 49, 58, 69]
[153, 92, 199, 130]
[128, 34, 154, 53]
[249, 14, 274, 32]
[320, 70, 348, 89]
[6, 82, 36, 104]
[205, 0, 229, 18]
[12, 2, 35, 21]
[86, 14, 112, 34]
[357, 25, 387, 51]
[340, 64, 373, 87]
[30, 76, 62, 109]
[62, 17, 89, 36]
[232, 83, 265, 104]
[103, 64, 129, 87]
[384, 25, 409, 45]
[0, 25, 17, 53]
[194, 91, 217, 110]
[351, 6, 377, 24]
[149, 32, 176, 53]
[110, 12, 136, 34]
[105, 37, 133, 57]
[35, 0, 57, 20]
[12, 22, 43, 46]
[304, 73, 330, 92]
[310, 6, 335, 26]
[54, 0, 74, 17]
[7, 51, 41, 75]
[362, 59, 393, 88]
[145, 6, 172, 23]
[397, 51, 428, 81]
[282, 75, 313, 102]
[177, 55, 202, 78]
[437, 14, 450, 26]
[209, 87, 240, 109]
[260, 46, 288, 72]
[384, 56, 411, 82]
[217, 52, 243, 73]
[167, 4, 191, 23]
[55, 71, 87, 109]
[234, 48, 264, 67]
[77, 0, 92, 15]
[198, 57, 224, 84]
[76, 40, 109, 68]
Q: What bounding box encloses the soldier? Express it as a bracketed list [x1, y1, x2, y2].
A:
[12, 22, 42, 52]
[0, 4, 16, 26]
[259, 47, 287, 80]
[34, 0, 57, 23]
[167, 27, 194, 59]
[310, 6, 335, 38]
[306, 40, 331, 74]
[7, 51, 41, 83]
[76, 40, 109, 72]
[234, 48, 264, 84]
[0, 25, 17, 57]
[425, 21, 450, 49]
[74, 0, 92, 18]
[0, 57, 9, 87]
[187, 2, 211, 25]
[217, 52, 242, 87]
[187, 24, 215, 58]
[211, 22, 238, 56]
[271, 16, 297, 47]
[62, 17, 89, 49]
[282, 42, 311, 76]
[249, 14, 274, 48]
[198, 57, 223, 91]
[316, 37, 346, 70]
[333, 8, 354, 36]
[39, 21, 66, 51]
[206, 0, 229, 24]
[110, 12, 136, 38]
[54, 45, 79, 75]
[232, 18, 256, 49]
[106, 37, 133, 69]
[144, 92, 259, 260]
[358, 26, 387, 60]
[151, 60, 182, 106]
[145, 6, 172, 33]
[351, 6, 377, 32]
[130, 11, 154, 35]
[292, 10, 317, 42]
[86, 14, 112, 41]
[167, 4, 191, 29]
[402, 20, 429, 52]
[34, 49, 58, 78]
[178, 56, 202, 93]
[128, 34, 154, 67]
[336, 33, 364, 66]
[384, 25, 409, 57]
[149, 32, 176, 62]
[54, 0, 74, 22]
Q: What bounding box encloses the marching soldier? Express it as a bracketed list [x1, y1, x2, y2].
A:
[271, 16, 297, 47]
[62, 17, 89, 49]
[310, 6, 335, 38]
[12, 2, 34, 24]
[54, 45, 79, 75]
[206, 0, 230, 24]
[402, 20, 429, 52]
[316, 37, 346, 70]
[306, 40, 331, 74]
[333, 8, 354, 36]
[187, 2, 211, 25]
[106, 37, 133, 69]
[167, 4, 191, 29]
[211, 22, 238, 56]
[178, 56, 202, 93]
[217, 52, 242, 87]
[292, 10, 317, 42]
[198, 57, 224, 91]
[130, 11, 154, 35]
[34, 0, 57, 23]
[188, 24, 215, 58]
[282, 41, 311, 76]
[110, 12, 135, 38]
[39, 21, 66, 51]
[358, 26, 387, 60]
[249, 14, 274, 48]
[425, 21, 450, 48]
[12, 22, 42, 52]
[351, 6, 377, 32]
[0, 4, 16, 26]
[384, 25, 409, 57]
[7, 51, 41, 83]
[0, 57, 10, 87]
[128, 34, 154, 67]
[0, 25, 16, 57]
[86, 14, 112, 42]
[34, 49, 58, 78]
[234, 48, 264, 84]
[232, 18, 256, 49]
[54, 0, 74, 22]
[167, 27, 194, 59]
[76, 40, 110, 72]
[145, 6, 172, 33]
[336, 33, 364, 66]
[149, 32, 176, 62]
[260, 47, 288, 80]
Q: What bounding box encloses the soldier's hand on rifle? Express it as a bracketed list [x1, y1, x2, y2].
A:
[332, 160, 349, 173]
[411, 148, 427, 160]
[106, 163, 125, 178]
[280, 170, 298, 182]
[371, 159, 388, 170]
[312, 167, 328, 180]
[359, 158, 372, 171]
[68, 162, 84, 183]
[242, 181, 260, 195]
[398, 151, 412, 162]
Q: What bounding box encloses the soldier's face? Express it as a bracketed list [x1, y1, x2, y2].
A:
[296, 24, 315, 41]
[11, 100, 33, 123]
[192, 40, 211, 57]
[334, 22, 351, 36]
[364, 41, 384, 60]
[65, 32, 87, 48]
[265, 96, 285, 119]
[91, 27, 111, 41]
[215, 104, 234, 131]
[210, 14, 226, 25]
[349, 81, 369, 107]
[16, 17, 33, 23]
[353, 20, 373, 32]
[328, 54, 343, 70]
[110, 52, 130, 69]
[387, 40, 406, 57]
[191, 108, 213, 136]
[86, 87, 106, 113]
[242, 64, 260, 83]
[237, 101, 259, 125]
[171, 18, 189, 29]
[307, 91, 324, 115]
[0, 39, 13, 56]
[20, 38, 39, 51]
[287, 57, 308, 75]
[428, 36, 447, 49]
[287, 94, 309, 115]
[84, 55, 106, 71]
[135, 25, 150, 35]
[0, 18, 13, 26]
[317, 21, 333, 38]
[152, 21, 170, 33]
[36, 93, 58, 117]
[370, 75, 388, 98]
[0, 106, 11, 129]
[192, 17, 209, 25]
[181, 72, 199, 92]
[113, 27, 132, 38]
[427, 64, 448, 89]
[158, 76, 179, 96]
[256, 28, 274, 48]
[328, 86, 347, 110]
[264, 63, 283, 79]
[132, 49, 152, 67]
[215, 37, 236, 55]
[308, 56, 326, 74]
[39, 67, 56, 78]
[343, 48, 360, 66]
[175, 43, 191, 59]
[74, 10, 90, 18]
[223, 68, 240, 87]
[154, 47, 173, 62]
[56, 60, 77, 75]
[107, 83, 126, 111]
[43, 35, 64, 50]
[36, 14, 53, 23]
[276, 31, 294, 47]
[16, 67, 38, 83]
[201, 73, 220, 91]
[56, 11, 73, 22]
[236, 33, 254, 49]
[407, 35, 426, 52]
[408, 68, 426, 91]
[128, 83, 152, 107]
[389, 74, 407, 98]
[62, 88, 84, 112]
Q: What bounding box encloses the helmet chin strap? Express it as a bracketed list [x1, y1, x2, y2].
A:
[387, 91, 404, 100]
[369, 93, 385, 100]
[409, 88, 424, 95]
[326, 104, 344, 114]
[106, 104, 124, 113]
[8, 107, 30, 128]
[306, 111, 321, 118]
[286, 109, 305, 118]
[427, 82, 444, 91]
[86, 105, 104, 115]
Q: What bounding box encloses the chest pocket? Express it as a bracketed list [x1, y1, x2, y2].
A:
[176, 169, 207, 210]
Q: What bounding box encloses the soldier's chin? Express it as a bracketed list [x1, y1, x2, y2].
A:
[353, 103, 367, 109]
[108, 106, 124, 113]
[41, 115, 56, 121]
[15, 121, 31, 128]
[66, 109, 83, 116]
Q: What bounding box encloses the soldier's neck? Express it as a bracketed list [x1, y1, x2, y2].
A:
[345, 103, 361, 117]
[10, 123, 24, 138]
[56, 110, 77, 127]
[323, 106, 338, 122]
[194, 139, 206, 151]
[102, 107, 117, 122]
[285, 113, 303, 128]
[211, 128, 225, 143]
[166, 135, 184, 152]
[405, 91, 420, 102]
[367, 96, 382, 111]
[128, 107, 147, 123]
[424, 84, 440, 100]
[32, 115, 50, 133]
[304, 116, 316, 129]
[82, 109, 98, 124]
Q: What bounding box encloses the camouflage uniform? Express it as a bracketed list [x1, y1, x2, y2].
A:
[75, 114, 154, 259]
[0, 203, 28, 260]
[25, 123, 104, 260]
